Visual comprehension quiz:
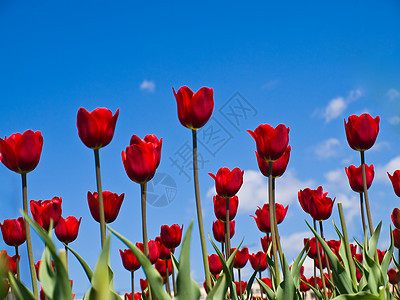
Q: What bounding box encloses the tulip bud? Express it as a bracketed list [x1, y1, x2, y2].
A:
[0, 217, 26, 247]
[55, 216, 81, 244]
[345, 164, 374, 193]
[209, 167, 244, 198]
[213, 195, 239, 221]
[160, 224, 183, 249]
[248, 251, 268, 272]
[344, 113, 380, 151]
[119, 249, 141, 272]
[208, 254, 223, 275]
[87, 191, 124, 224]
[212, 220, 235, 243]
[251, 203, 288, 234]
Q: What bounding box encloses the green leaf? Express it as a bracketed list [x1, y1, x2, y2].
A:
[367, 222, 382, 259]
[255, 277, 275, 300]
[245, 268, 261, 300]
[39, 245, 56, 298]
[206, 273, 228, 300]
[8, 273, 36, 300]
[332, 291, 382, 300]
[65, 243, 93, 282]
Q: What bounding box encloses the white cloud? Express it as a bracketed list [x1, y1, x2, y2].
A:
[387, 88, 400, 100]
[375, 156, 400, 183]
[389, 115, 400, 125]
[280, 231, 309, 256]
[139, 80, 155, 93]
[314, 138, 341, 159]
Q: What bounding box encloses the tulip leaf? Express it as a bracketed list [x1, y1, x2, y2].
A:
[380, 227, 394, 285]
[332, 292, 382, 300]
[368, 222, 382, 259]
[276, 253, 300, 300]
[8, 272, 36, 300]
[39, 245, 56, 298]
[205, 272, 228, 300]
[255, 277, 275, 300]
[65, 243, 93, 281]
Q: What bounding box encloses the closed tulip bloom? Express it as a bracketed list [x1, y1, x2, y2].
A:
[87, 191, 124, 224]
[30, 197, 62, 231]
[234, 281, 247, 295]
[208, 254, 222, 275]
[388, 268, 400, 285]
[249, 251, 268, 272]
[209, 167, 244, 198]
[213, 195, 239, 221]
[0, 217, 26, 247]
[0, 130, 43, 174]
[173, 86, 214, 130]
[256, 146, 291, 178]
[212, 220, 235, 243]
[261, 236, 272, 253]
[76, 107, 119, 150]
[304, 237, 323, 259]
[0, 251, 19, 274]
[140, 278, 148, 292]
[392, 208, 400, 229]
[388, 170, 400, 198]
[160, 224, 183, 249]
[122, 134, 162, 184]
[344, 113, 380, 151]
[251, 203, 288, 234]
[155, 236, 174, 260]
[155, 258, 172, 277]
[327, 240, 341, 259]
[248, 124, 289, 162]
[345, 164, 374, 193]
[55, 216, 82, 244]
[119, 249, 141, 272]
[307, 186, 335, 221]
[231, 247, 248, 269]
[136, 240, 159, 264]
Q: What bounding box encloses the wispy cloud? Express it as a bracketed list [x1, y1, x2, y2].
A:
[314, 138, 341, 160]
[387, 88, 400, 100]
[139, 80, 155, 93]
[375, 156, 400, 183]
[261, 79, 281, 91]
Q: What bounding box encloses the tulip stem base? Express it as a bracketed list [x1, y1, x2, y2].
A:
[192, 129, 212, 292]
[172, 263, 177, 295]
[313, 219, 328, 300]
[359, 192, 367, 235]
[131, 271, 134, 297]
[140, 182, 152, 300]
[272, 178, 284, 268]
[21, 173, 38, 298]
[268, 164, 280, 286]
[165, 260, 171, 296]
[238, 269, 242, 299]
[360, 151, 374, 236]
[94, 149, 106, 247]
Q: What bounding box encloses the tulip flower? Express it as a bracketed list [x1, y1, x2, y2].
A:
[208, 254, 223, 275]
[256, 146, 291, 178]
[248, 124, 289, 162]
[234, 281, 247, 295]
[251, 203, 288, 234]
[301, 186, 334, 221]
[344, 113, 380, 151]
[304, 237, 323, 260]
[136, 240, 159, 264]
[212, 220, 235, 243]
[155, 258, 172, 278]
[30, 197, 62, 231]
[0, 130, 43, 174]
[172, 86, 214, 130]
[231, 247, 248, 269]
[160, 224, 183, 249]
[119, 249, 141, 272]
[0, 250, 19, 274]
[0, 217, 26, 247]
[388, 170, 400, 198]
[155, 236, 174, 260]
[248, 251, 268, 272]
[392, 208, 400, 229]
[298, 187, 316, 214]
[76, 107, 119, 150]
[209, 167, 244, 198]
[55, 216, 81, 244]
[345, 164, 374, 193]
[261, 277, 272, 289]
[388, 268, 400, 285]
[300, 275, 310, 292]
[213, 195, 239, 221]
[87, 191, 124, 224]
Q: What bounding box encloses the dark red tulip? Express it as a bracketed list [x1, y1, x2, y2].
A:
[234, 281, 247, 295]
[124, 293, 133, 300]
[140, 278, 148, 292]
[0, 130, 43, 174]
[309, 276, 323, 289]
[249, 251, 268, 272]
[122, 134, 162, 184]
[377, 249, 386, 264]
[304, 237, 323, 260]
[160, 224, 183, 249]
[119, 249, 141, 272]
[388, 170, 400, 198]
[327, 240, 341, 259]
[231, 247, 248, 269]
[261, 236, 273, 253]
[388, 268, 400, 284]
[87, 191, 124, 224]
[307, 186, 335, 221]
[212, 220, 235, 243]
[0, 217, 26, 247]
[344, 113, 380, 151]
[392, 208, 400, 229]
[55, 216, 81, 244]
[256, 146, 291, 178]
[30, 197, 62, 231]
[155, 236, 174, 260]
[209, 167, 244, 198]
[354, 253, 363, 264]
[208, 254, 222, 275]
[260, 277, 272, 290]
[300, 275, 310, 292]
[76, 107, 119, 150]
[251, 203, 288, 234]
[136, 240, 159, 264]
[298, 188, 315, 214]
[213, 195, 239, 221]
[345, 164, 374, 193]
[248, 124, 289, 162]
[155, 258, 172, 277]
[173, 86, 214, 130]
[0, 251, 19, 274]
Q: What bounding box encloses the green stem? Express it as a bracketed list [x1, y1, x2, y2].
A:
[94, 149, 106, 247]
[15, 246, 20, 281]
[21, 173, 38, 298]
[64, 244, 69, 274]
[319, 221, 332, 282]
[259, 270, 264, 300]
[171, 254, 177, 295]
[359, 192, 367, 235]
[360, 151, 374, 236]
[272, 177, 284, 268]
[165, 260, 171, 296]
[225, 197, 231, 260]
[192, 129, 212, 292]
[140, 182, 152, 300]
[131, 271, 134, 297]
[314, 219, 328, 300]
[238, 268, 242, 299]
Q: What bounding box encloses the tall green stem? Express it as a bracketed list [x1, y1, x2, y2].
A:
[140, 182, 152, 300]
[171, 253, 177, 295]
[359, 192, 367, 235]
[21, 173, 38, 298]
[238, 268, 242, 299]
[360, 151, 374, 236]
[314, 219, 328, 300]
[272, 177, 284, 267]
[319, 221, 332, 282]
[225, 197, 231, 260]
[64, 244, 69, 274]
[15, 246, 20, 280]
[192, 130, 212, 291]
[131, 271, 134, 297]
[94, 149, 106, 247]
[259, 271, 264, 300]
[165, 260, 171, 296]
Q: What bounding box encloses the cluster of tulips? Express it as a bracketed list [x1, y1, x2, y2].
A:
[0, 85, 400, 300]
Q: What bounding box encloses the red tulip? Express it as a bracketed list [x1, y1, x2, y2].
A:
[87, 191, 124, 224]
[392, 208, 400, 229]
[172, 86, 214, 130]
[247, 124, 289, 162]
[309, 276, 323, 289]
[76, 107, 119, 150]
[256, 146, 291, 178]
[124, 293, 133, 300]
[304, 237, 323, 259]
[231, 247, 248, 269]
[234, 281, 247, 295]
[388, 170, 400, 198]
[136, 240, 159, 264]
[55, 216, 81, 244]
[298, 188, 316, 214]
[300, 275, 310, 292]
[388, 268, 400, 284]
[344, 113, 380, 151]
[260, 277, 272, 290]
[30, 197, 62, 231]
[208, 254, 223, 275]
[304, 186, 335, 221]
[122, 134, 162, 184]
[251, 203, 288, 234]
[0, 130, 43, 174]
[119, 249, 141, 272]
[0, 251, 19, 274]
[249, 251, 268, 272]
[0, 217, 26, 247]
[345, 164, 374, 193]
[155, 236, 174, 260]
[140, 278, 148, 291]
[209, 167, 244, 198]
[327, 240, 341, 259]
[213, 195, 239, 221]
[155, 258, 172, 277]
[261, 236, 272, 253]
[212, 220, 235, 243]
[377, 249, 386, 264]
[160, 224, 183, 249]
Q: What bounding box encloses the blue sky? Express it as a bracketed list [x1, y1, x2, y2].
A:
[1, 0, 400, 297]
